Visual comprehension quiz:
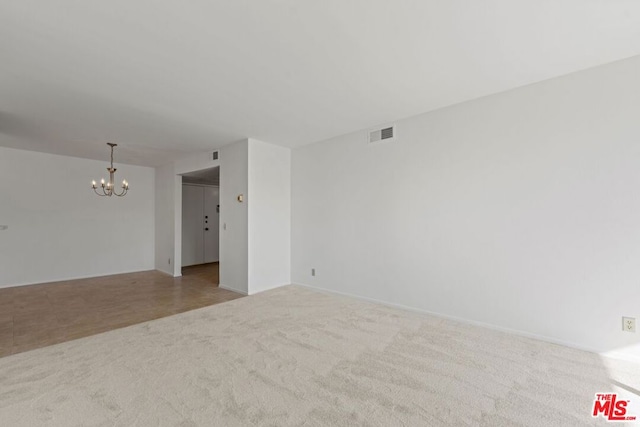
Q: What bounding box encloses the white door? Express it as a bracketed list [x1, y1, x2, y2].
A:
[181, 185, 204, 266]
[203, 186, 219, 263]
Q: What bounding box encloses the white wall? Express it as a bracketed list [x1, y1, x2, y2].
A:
[248, 139, 291, 294]
[219, 140, 249, 294]
[154, 163, 175, 275]
[291, 55, 640, 360]
[0, 147, 155, 288]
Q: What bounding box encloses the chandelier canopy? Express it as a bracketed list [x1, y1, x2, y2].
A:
[91, 143, 129, 197]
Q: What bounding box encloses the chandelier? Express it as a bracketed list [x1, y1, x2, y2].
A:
[91, 143, 129, 197]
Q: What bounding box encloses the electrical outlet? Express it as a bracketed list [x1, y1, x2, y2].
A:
[311, 268, 316, 277]
[622, 317, 636, 332]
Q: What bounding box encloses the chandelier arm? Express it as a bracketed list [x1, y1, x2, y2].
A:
[117, 186, 129, 197]
[93, 188, 108, 197]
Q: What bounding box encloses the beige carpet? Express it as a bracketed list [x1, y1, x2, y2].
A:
[0, 285, 638, 426]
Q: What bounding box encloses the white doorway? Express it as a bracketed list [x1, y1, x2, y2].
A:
[181, 167, 220, 267]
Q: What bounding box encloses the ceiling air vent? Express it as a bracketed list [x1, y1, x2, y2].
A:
[368, 125, 396, 144]
[212, 150, 219, 160]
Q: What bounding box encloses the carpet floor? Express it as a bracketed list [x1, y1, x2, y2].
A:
[0, 285, 638, 426]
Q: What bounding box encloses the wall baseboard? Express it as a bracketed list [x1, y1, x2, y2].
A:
[154, 269, 174, 277]
[219, 283, 248, 295]
[294, 282, 640, 364]
[0, 267, 157, 290]
[249, 281, 291, 295]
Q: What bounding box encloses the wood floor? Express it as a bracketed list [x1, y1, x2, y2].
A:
[0, 263, 243, 357]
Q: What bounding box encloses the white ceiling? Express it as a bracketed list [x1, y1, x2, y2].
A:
[1, 1, 640, 167]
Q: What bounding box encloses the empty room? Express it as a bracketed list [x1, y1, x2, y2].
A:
[1, 1, 639, 425]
